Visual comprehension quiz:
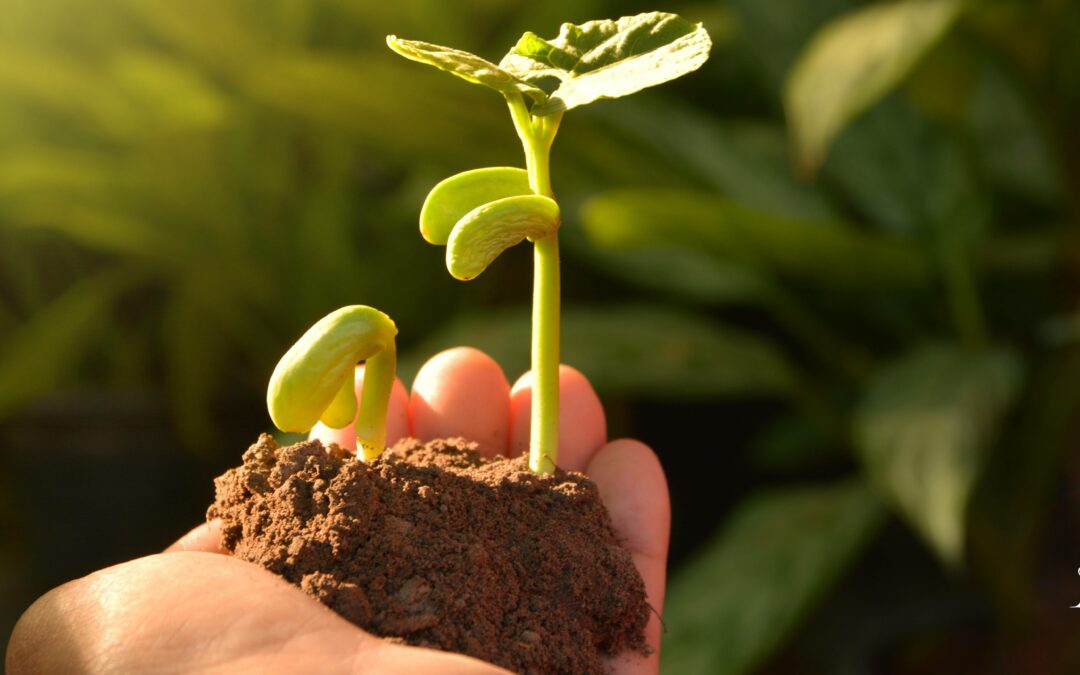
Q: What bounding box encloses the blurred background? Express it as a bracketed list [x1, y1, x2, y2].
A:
[2, 0, 1079, 671]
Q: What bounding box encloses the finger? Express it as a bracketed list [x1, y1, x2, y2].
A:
[310, 365, 411, 453]
[409, 347, 511, 457]
[509, 365, 607, 471]
[587, 439, 670, 675]
[7, 552, 509, 674]
[166, 520, 226, 554]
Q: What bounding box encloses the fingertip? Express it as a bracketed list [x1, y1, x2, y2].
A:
[309, 366, 409, 452]
[587, 439, 670, 559]
[510, 365, 607, 471]
[409, 347, 511, 456]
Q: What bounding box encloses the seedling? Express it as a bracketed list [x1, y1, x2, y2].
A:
[389, 12, 711, 473]
[267, 305, 397, 461]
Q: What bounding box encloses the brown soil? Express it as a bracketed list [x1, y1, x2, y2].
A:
[208, 434, 649, 674]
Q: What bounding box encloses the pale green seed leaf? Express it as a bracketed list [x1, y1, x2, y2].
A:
[663, 480, 884, 674]
[446, 194, 560, 281]
[420, 167, 531, 245]
[386, 36, 546, 104]
[499, 12, 712, 115]
[784, 0, 965, 169]
[267, 305, 397, 433]
[854, 344, 1022, 566]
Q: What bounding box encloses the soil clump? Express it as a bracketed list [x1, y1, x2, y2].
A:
[209, 434, 649, 674]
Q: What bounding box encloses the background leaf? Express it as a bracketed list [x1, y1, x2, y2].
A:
[582, 188, 930, 289]
[854, 344, 1023, 565]
[662, 479, 885, 675]
[784, 0, 965, 168]
[0, 269, 137, 417]
[404, 304, 796, 397]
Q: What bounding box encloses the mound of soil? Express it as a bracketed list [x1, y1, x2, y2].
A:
[208, 434, 649, 673]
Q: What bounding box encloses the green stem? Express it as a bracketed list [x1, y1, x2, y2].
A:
[355, 342, 396, 461]
[938, 232, 988, 348]
[507, 94, 564, 473]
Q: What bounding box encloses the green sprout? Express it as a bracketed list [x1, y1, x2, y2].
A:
[388, 12, 711, 474]
[267, 305, 398, 461]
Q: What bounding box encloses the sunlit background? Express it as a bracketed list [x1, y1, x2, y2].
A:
[3, 0, 1080, 672]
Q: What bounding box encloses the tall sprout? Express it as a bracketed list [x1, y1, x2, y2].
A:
[388, 12, 711, 473]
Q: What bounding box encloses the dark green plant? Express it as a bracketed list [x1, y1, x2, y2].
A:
[387, 12, 712, 473]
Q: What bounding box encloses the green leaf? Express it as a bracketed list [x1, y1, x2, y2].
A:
[419, 167, 531, 245]
[499, 12, 712, 115]
[663, 480, 885, 675]
[446, 194, 559, 280]
[404, 304, 796, 397]
[582, 188, 930, 289]
[588, 99, 838, 221]
[575, 243, 767, 306]
[854, 344, 1023, 565]
[386, 36, 546, 103]
[784, 0, 965, 168]
[0, 270, 137, 418]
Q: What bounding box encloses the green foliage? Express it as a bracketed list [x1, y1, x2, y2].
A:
[0, 269, 139, 417]
[785, 0, 965, 168]
[663, 480, 885, 674]
[854, 344, 1022, 565]
[582, 188, 929, 289]
[404, 305, 796, 398]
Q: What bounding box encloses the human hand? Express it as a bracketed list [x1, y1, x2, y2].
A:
[6, 348, 670, 675]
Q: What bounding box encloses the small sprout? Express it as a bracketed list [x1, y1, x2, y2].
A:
[267, 305, 397, 461]
[390, 12, 711, 473]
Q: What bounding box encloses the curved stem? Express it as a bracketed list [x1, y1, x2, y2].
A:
[356, 342, 396, 460]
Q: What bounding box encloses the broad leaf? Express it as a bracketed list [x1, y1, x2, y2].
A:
[589, 99, 838, 221]
[582, 188, 929, 289]
[446, 194, 560, 280]
[663, 480, 885, 675]
[575, 242, 767, 306]
[784, 0, 965, 168]
[403, 304, 795, 397]
[0, 270, 138, 418]
[420, 167, 531, 245]
[854, 344, 1022, 565]
[500, 12, 712, 115]
[386, 36, 546, 103]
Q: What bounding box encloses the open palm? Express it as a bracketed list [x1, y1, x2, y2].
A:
[7, 348, 670, 674]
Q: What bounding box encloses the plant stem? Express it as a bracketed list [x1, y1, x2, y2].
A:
[938, 231, 988, 348]
[355, 342, 396, 461]
[507, 94, 564, 473]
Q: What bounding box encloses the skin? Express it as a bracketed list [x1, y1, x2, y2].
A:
[7, 347, 670, 675]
